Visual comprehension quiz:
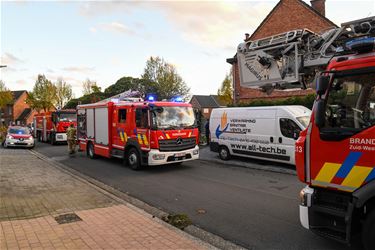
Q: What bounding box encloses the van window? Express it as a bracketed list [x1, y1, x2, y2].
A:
[280, 118, 301, 139]
[118, 109, 127, 123]
[136, 108, 148, 128]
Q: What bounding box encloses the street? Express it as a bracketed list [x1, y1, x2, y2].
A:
[33, 143, 358, 250]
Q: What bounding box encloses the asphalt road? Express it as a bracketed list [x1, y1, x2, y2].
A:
[33, 142, 358, 250]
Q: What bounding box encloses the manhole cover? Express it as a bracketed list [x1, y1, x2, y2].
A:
[54, 213, 82, 224]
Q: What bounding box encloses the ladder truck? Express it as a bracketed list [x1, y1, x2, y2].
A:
[234, 16, 375, 248]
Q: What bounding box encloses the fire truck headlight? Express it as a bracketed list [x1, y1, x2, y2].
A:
[152, 154, 165, 160]
[299, 186, 314, 206]
[193, 149, 199, 155]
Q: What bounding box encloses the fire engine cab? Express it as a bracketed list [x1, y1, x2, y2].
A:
[34, 110, 76, 144]
[77, 98, 199, 170]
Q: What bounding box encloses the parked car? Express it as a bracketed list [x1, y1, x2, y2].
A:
[3, 126, 35, 148]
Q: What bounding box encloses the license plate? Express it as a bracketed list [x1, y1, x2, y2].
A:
[174, 153, 186, 157]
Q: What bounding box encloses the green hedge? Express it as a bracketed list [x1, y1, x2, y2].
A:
[233, 94, 316, 110]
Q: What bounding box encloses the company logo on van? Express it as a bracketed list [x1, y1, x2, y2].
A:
[215, 112, 229, 139]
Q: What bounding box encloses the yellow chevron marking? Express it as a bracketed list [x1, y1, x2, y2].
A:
[341, 166, 373, 189]
[142, 134, 149, 146]
[188, 132, 192, 137]
[314, 162, 341, 183]
[137, 134, 143, 145]
[123, 132, 128, 142]
[166, 134, 170, 139]
[119, 132, 124, 142]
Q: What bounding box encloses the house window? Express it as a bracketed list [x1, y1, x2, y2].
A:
[203, 108, 209, 114]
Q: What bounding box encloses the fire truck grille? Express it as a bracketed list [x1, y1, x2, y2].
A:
[159, 137, 196, 152]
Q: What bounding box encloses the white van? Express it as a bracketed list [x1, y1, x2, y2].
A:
[209, 105, 311, 165]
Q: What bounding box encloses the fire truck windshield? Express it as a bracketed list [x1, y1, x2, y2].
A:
[58, 113, 77, 122]
[152, 106, 196, 129]
[323, 71, 375, 137]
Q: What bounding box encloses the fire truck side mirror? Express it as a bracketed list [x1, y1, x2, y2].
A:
[314, 99, 326, 128]
[316, 76, 330, 96]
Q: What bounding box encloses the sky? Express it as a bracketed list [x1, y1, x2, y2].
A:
[1, 0, 374, 98]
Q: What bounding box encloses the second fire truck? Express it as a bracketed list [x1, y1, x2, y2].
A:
[33, 109, 77, 144]
[77, 98, 200, 170]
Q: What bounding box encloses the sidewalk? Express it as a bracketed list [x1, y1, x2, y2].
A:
[199, 146, 296, 175]
[0, 148, 210, 250]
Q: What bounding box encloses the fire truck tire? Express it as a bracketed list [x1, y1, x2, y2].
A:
[219, 146, 231, 161]
[87, 142, 97, 159]
[127, 148, 141, 170]
[50, 133, 56, 145]
[37, 132, 42, 142]
[362, 208, 375, 250]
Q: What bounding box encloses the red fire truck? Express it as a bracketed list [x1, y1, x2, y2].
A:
[297, 32, 375, 248]
[233, 16, 375, 249]
[33, 109, 77, 144]
[76, 98, 199, 170]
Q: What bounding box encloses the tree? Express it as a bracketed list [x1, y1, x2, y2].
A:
[55, 78, 73, 109]
[141, 56, 190, 100]
[217, 72, 233, 105]
[27, 74, 57, 112]
[0, 80, 13, 125]
[104, 76, 156, 98]
[82, 78, 98, 96]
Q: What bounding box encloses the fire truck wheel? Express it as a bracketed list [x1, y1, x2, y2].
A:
[362, 208, 375, 250]
[50, 133, 56, 145]
[127, 148, 141, 170]
[219, 146, 230, 161]
[87, 143, 97, 159]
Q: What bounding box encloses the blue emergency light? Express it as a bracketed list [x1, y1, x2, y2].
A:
[171, 96, 183, 102]
[146, 94, 156, 102]
[346, 37, 375, 53]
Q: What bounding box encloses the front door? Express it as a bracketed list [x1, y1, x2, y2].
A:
[135, 108, 150, 150]
[277, 118, 302, 164]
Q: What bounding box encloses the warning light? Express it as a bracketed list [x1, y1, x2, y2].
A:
[146, 94, 156, 102]
[171, 96, 183, 102]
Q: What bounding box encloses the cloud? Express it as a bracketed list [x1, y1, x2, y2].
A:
[78, 1, 274, 49]
[89, 27, 97, 33]
[0, 52, 24, 65]
[100, 22, 135, 35]
[62, 66, 95, 73]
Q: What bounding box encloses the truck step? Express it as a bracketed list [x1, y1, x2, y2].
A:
[311, 227, 348, 244]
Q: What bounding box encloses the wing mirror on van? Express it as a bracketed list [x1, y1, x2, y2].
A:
[315, 76, 330, 96]
[293, 132, 300, 140]
[314, 99, 326, 128]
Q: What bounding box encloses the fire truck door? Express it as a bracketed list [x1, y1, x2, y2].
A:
[135, 108, 150, 150]
[112, 108, 128, 148]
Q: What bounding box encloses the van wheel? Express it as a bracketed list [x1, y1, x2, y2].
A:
[219, 146, 230, 160]
[362, 209, 375, 250]
[127, 148, 141, 170]
[87, 142, 97, 159]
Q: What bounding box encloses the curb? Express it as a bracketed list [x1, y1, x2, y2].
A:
[199, 148, 296, 176]
[30, 149, 246, 250]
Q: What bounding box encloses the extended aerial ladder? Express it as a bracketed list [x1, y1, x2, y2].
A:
[236, 16, 375, 90]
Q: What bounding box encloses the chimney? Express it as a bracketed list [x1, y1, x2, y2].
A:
[310, 0, 325, 16]
[244, 33, 250, 41]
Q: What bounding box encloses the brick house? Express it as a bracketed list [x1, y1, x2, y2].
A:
[1, 90, 37, 126]
[190, 95, 226, 132]
[227, 0, 337, 104]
